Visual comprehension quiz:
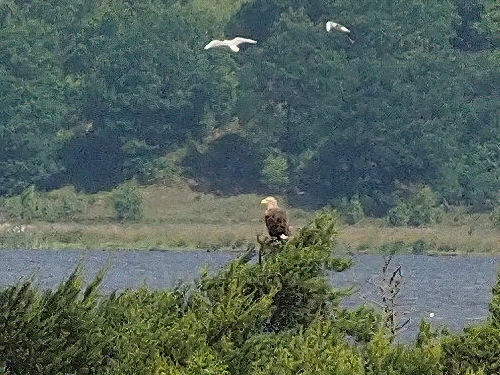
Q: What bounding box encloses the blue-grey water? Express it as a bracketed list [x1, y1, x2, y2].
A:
[329, 254, 499, 341]
[0, 249, 235, 291]
[0, 250, 498, 341]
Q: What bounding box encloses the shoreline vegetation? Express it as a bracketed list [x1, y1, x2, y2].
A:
[1, 211, 499, 374]
[0, 183, 498, 254]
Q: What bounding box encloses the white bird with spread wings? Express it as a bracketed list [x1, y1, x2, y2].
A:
[204, 37, 257, 52]
[326, 21, 354, 43]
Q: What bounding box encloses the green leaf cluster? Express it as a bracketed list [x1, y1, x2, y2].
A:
[440, 270, 500, 374]
[1, 185, 88, 221]
[388, 186, 443, 226]
[112, 180, 143, 221]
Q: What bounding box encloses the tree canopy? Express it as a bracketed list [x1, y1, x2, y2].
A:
[0, 0, 497, 212]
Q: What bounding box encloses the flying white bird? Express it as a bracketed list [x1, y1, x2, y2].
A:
[204, 37, 257, 52]
[326, 21, 354, 43]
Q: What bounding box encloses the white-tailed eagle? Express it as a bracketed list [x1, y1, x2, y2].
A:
[261, 196, 290, 240]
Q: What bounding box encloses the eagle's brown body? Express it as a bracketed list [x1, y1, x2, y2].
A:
[261, 197, 290, 240]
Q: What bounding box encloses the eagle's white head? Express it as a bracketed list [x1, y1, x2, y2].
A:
[261, 196, 278, 209]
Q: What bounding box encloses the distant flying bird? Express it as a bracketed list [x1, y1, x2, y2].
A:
[204, 37, 257, 52]
[261, 197, 290, 240]
[326, 21, 354, 43]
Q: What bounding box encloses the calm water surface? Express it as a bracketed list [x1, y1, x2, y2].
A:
[0, 250, 498, 341]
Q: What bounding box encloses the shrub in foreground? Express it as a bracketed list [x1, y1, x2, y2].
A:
[0, 270, 108, 374]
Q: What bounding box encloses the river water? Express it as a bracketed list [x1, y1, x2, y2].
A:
[0, 250, 498, 341]
[329, 254, 499, 341]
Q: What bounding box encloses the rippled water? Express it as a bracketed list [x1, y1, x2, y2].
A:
[0, 250, 498, 341]
[330, 254, 499, 341]
[0, 249, 235, 291]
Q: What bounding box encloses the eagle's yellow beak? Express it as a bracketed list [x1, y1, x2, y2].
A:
[260, 198, 268, 205]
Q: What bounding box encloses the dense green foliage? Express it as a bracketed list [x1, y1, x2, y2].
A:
[1, 185, 88, 221]
[388, 185, 443, 226]
[338, 194, 365, 225]
[112, 179, 143, 221]
[0, 0, 497, 213]
[0, 212, 498, 374]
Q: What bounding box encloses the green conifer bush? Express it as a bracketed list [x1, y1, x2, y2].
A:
[338, 195, 365, 225]
[0, 268, 109, 374]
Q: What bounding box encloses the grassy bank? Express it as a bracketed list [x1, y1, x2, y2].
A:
[1, 220, 498, 254]
[338, 218, 499, 256]
[0, 183, 498, 253]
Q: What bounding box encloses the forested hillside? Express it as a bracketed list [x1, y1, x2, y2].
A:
[0, 0, 498, 214]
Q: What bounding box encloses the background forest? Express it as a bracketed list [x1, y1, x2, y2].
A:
[0, 0, 498, 215]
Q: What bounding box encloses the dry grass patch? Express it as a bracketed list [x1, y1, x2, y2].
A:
[140, 184, 310, 225]
[338, 222, 500, 254]
[25, 222, 264, 250]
